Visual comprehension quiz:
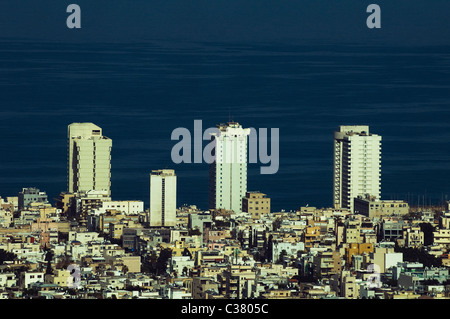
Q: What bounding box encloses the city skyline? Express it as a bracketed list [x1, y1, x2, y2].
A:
[1, 120, 448, 213]
[0, 0, 449, 308]
[1, 119, 450, 300]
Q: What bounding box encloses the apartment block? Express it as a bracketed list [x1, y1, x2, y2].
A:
[209, 122, 250, 213]
[68, 123, 112, 196]
[149, 169, 177, 227]
[333, 125, 381, 212]
[242, 191, 271, 219]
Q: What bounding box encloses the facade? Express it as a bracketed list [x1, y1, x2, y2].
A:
[191, 276, 220, 299]
[21, 272, 45, 289]
[333, 125, 381, 212]
[68, 122, 112, 196]
[313, 250, 342, 278]
[18, 187, 48, 210]
[354, 195, 409, 218]
[71, 190, 111, 222]
[149, 169, 177, 227]
[209, 122, 251, 213]
[101, 201, 144, 215]
[242, 191, 271, 219]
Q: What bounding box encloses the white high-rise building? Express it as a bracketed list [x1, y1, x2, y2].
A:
[149, 169, 177, 227]
[68, 123, 112, 196]
[333, 125, 381, 212]
[209, 122, 251, 213]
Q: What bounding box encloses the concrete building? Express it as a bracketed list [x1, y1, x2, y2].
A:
[218, 264, 256, 299]
[209, 122, 251, 213]
[354, 195, 409, 218]
[404, 226, 424, 248]
[380, 220, 407, 242]
[433, 228, 450, 250]
[242, 191, 271, 219]
[149, 169, 177, 227]
[18, 188, 48, 210]
[21, 272, 45, 289]
[191, 276, 220, 299]
[71, 190, 111, 222]
[68, 122, 112, 196]
[272, 240, 305, 263]
[101, 201, 144, 215]
[340, 271, 360, 299]
[313, 250, 342, 278]
[333, 125, 381, 212]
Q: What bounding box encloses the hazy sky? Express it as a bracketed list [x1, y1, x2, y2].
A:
[0, 0, 449, 45]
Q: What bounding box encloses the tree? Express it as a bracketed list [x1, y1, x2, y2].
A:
[189, 228, 201, 236]
[396, 246, 442, 267]
[276, 250, 287, 265]
[418, 223, 435, 246]
[273, 218, 283, 231]
[156, 248, 173, 275]
[0, 249, 16, 265]
[266, 235, 273, 262]
[182, 248, 192, 258]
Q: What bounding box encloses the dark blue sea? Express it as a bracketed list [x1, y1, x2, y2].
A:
[0, 38, 449, 212]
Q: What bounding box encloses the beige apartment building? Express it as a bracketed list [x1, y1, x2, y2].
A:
[354, 195, 409, 218]
[68, 122, 112, 196]
[333, 126, 382, 212]
[149, 169, 177, 227]
[242, 191, 271, 219]
[313, 250, 342, 278]
[191, 276, 221, 299]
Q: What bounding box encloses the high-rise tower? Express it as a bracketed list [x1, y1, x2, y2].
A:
[149, 169, 177, 227]
[333, 125, 381, 212]
[209, 122, 251, 213]
[68, 123, 112, 195]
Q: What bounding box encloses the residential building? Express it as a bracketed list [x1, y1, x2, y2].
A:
[18, 187, 48, 210]
[333, 125, 381, 212]
[313, 250, 342, 278]
[354, 195, 409, 218]
[68, 122, 112, 195]
[404, 226, 424, 248]
[21, 272, 45, 289]
[101, 201, 144, 215]
[149, 169, 177, 227]
[209, 122, 251, 213]
[242, 191, 271, 219]
[191, 276, 220, 299]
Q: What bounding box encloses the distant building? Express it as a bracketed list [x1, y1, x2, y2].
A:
[313, 250, 342, 278]
[209, 122, 250, 213]
[333, 125, 381, 212]
[71, 190, 111, 223]
[68, 122, 112, 196]
[149, 169, 177, 227]
[191, 276, 221, 299]
[380, 220, 407, 242]
[55, 192, 75, 216]
[18, 187, 48, 210]
[403, 226, 424, 248]
[101, 200, 144, 215]
[242, 191, 271, 219]
[354, 195, 409, 218]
